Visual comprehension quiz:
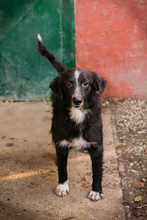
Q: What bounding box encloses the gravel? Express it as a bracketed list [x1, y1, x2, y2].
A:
[103, 98, 147, 219]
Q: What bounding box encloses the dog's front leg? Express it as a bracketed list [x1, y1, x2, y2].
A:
[55, 146, 69, 196]
[88, 146, 104, 201]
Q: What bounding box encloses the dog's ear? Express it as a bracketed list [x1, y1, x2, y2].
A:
[92, 72, 107, 94]
[50, 74, 63, 98]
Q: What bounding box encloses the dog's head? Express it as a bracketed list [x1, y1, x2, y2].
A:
[50, 68, 106, 109]
[37, 34, 107, 109]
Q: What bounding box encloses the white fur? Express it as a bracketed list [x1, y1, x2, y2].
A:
[70, 137, 89, 150]
[73, 87, 81, 99]
[72, 70, 82, 106]
[59, 139, 69, 147]
[55, 180, 69, 196]
[74, 69, 80, 86]
[88, 191, 104, 201]
[59, 137, 89, 149]
[37, 33, 43, 42]
[69, 107, 88, 124]
[59, 137, 97, 149]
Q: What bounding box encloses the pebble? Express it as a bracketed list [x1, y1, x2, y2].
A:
[141, 178, 146, 182]
[130, 163, 134, 167]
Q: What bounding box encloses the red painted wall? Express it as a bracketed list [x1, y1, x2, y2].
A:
[75, 0, 147, 98]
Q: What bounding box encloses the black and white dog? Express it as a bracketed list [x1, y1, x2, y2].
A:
[37, 34, 107, 201]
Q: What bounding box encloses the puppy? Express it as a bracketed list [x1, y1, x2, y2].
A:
[37, 34, 107, 201]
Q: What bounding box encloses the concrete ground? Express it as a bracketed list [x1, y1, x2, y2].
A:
[0, 101, 125, 220]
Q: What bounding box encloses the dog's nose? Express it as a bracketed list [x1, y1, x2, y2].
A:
[73, 97, 82, 106]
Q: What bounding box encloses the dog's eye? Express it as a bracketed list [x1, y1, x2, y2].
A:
[82, 82, 89, 87]
[66, 82, 72, 87]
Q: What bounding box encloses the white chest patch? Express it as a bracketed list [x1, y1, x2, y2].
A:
[69, 107, 87, 124]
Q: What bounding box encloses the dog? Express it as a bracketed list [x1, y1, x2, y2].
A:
[37, 34, 107, 201]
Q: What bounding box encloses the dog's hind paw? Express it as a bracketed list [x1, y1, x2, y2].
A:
[55, 180, 69, 197]
[88, 191, 104, 201]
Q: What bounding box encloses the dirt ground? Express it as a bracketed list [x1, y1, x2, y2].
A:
[0, 101, 125, 220]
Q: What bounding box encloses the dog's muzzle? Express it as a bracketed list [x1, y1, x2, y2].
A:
[72, 97, 82, 108]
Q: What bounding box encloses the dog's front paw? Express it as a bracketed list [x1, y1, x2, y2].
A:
[88, 190, 104, 201]
[55, 180, 69, 197]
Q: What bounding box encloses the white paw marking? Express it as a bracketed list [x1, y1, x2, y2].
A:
[88, 191, 104, 201]
[55, 180, 69, 197]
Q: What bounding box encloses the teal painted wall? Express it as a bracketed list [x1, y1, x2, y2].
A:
[0, 0, 75, 100]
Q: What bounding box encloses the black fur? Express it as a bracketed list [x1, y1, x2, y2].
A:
[37, 35, 68, 72]
[51, 84, 104, 193]
[37, 34, 107, 200]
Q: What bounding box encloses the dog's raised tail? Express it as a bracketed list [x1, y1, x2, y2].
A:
[37, 33, 68, 73]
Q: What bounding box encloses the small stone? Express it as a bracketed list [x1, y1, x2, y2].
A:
[130, 163, 134, 167]
[141, 178, 146, 182]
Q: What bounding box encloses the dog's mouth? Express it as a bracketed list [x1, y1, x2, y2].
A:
[73, 105, 82, 108]
[72, 104, 84, 110]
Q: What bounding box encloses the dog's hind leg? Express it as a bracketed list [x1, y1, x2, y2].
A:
[37, 34, 68, 73]
[55, 146, 69, 196]
[88, 145, 104, 201]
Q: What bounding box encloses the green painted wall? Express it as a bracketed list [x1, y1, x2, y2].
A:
[0, 0, 75, 100]
[62, 0, 75, 68]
